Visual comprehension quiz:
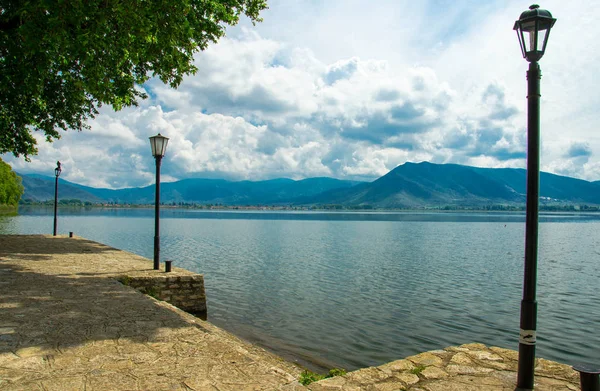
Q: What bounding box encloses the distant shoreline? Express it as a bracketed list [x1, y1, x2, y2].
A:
[15, 203, 600, 213]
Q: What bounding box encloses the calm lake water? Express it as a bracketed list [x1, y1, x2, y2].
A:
[1, 207, 599, 371]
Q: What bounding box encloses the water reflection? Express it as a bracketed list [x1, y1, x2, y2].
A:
[1, 208, 599, 371]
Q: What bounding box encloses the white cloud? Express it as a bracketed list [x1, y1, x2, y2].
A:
[3, 0, 599, 187]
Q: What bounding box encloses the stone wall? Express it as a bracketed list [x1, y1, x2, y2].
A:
[119, 275, 207, 316]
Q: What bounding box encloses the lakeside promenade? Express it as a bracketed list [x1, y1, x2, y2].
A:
[0, 235, 582, 390]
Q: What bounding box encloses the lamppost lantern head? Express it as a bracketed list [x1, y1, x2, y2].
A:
[149, 133, 169, 158]
[55, 161, 62, 178]
[514, 4, 556, 62]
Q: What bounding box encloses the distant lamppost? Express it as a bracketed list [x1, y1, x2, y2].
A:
[513, 4, 556, 390]
[149, 133, 169, 270]
[53, 161, 62, 236]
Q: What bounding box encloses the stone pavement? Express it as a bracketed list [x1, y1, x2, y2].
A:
[307, 344, 581, 391]
[0, 235, 584, 390]
[0, 235, 304, 390]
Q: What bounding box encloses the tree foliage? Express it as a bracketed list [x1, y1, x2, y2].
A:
[0, 158, 24, 205]
[0, 0, 268, 159]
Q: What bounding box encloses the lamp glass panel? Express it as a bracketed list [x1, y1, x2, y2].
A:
[155, 138, 165, 156]
[537, 28, 548, 52]
[159, 138, 168, 156]
[150, 136, 161, 157]
[520, 20, 536, 53]
[150, 137, 157, 156]
[516, 29, 526, 57]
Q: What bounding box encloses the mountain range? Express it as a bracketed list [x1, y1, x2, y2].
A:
[19, 162, 600, 208]
[20, 174, 361, 206]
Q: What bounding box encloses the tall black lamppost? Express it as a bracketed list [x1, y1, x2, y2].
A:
[149, 133, 169, 270]
[513, 5, 556, 390]
[53, 161, 62, 236]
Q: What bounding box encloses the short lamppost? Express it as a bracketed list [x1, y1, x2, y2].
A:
[149, 133, 169, 270]
[53, 161, 62, 236]
[513, 4, 556, 390]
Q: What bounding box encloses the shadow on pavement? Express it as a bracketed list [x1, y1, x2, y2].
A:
[0, 235, 202, 355]
[0, 263, 198, 355]
[0, 234, 121, 257]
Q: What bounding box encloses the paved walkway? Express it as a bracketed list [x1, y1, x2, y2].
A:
[0, 235, 304, 390]
[0, 235, 584, 391]
[307, 343, 580, 391]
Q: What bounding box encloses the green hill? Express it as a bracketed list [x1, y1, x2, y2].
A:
[298, 162, 600, 208]
[19, 162, 600, 208]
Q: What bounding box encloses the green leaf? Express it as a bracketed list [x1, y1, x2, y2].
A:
[0, 0, 268, 159]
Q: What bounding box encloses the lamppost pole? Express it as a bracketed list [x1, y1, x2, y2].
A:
[518, 59, 541, 390]
[513, 5, 556, 390]
[53, 161, 61, 236]
[149, 133, 169, 271]
[153, 154, 162, 270]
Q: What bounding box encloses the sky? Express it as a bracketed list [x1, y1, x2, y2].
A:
[4, 0, 600, 189]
